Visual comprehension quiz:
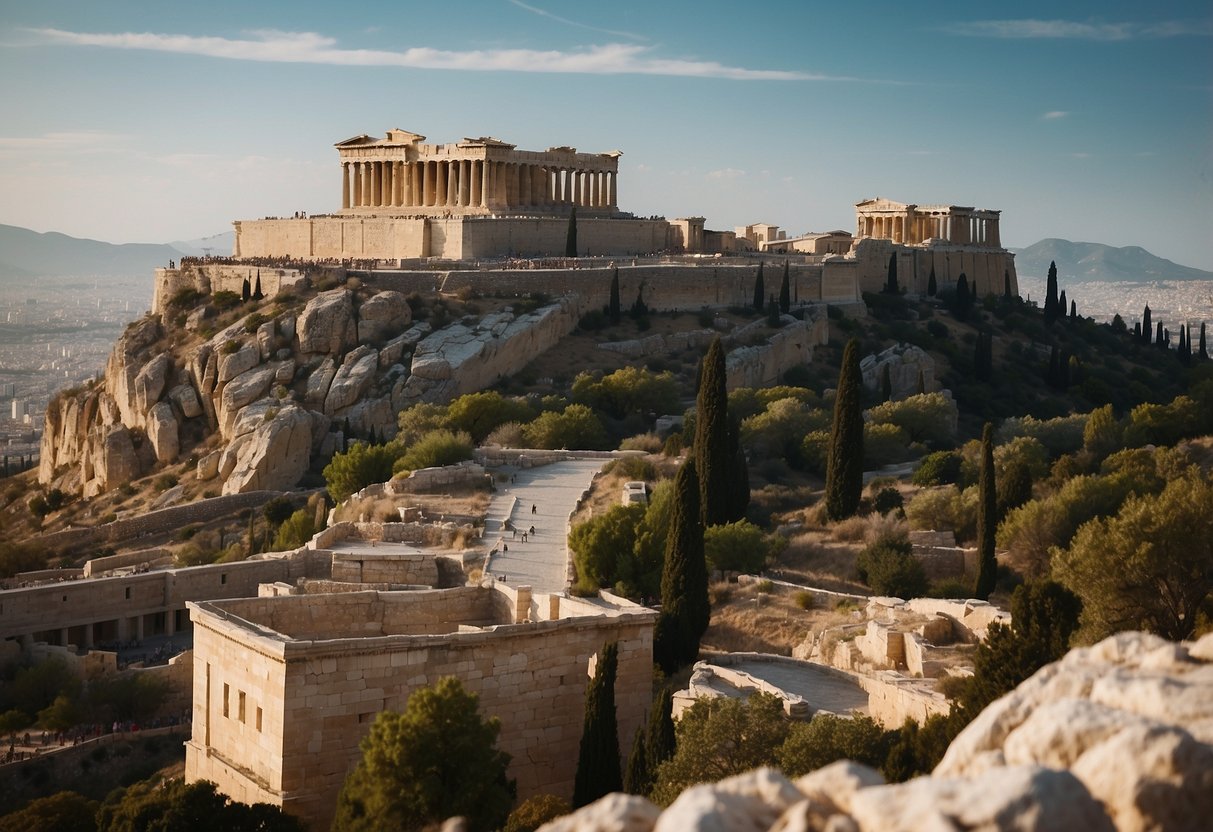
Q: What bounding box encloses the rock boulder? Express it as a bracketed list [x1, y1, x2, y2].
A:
[297, 288, 356, 354]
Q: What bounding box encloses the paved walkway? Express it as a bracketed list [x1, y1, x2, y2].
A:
[729, 658, 870, 715]
[482, 459, 605, 594]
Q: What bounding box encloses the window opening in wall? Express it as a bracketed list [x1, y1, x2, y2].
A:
[221, 573, 227, 585]
[256, 706, 263, 732]
[125, 587, 131, 600]
[62, 595, 67, 602]
[223, 683, 230, 717]
[238, 691, 246, 723]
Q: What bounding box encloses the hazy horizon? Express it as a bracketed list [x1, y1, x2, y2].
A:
[2, 1, 1210, 269]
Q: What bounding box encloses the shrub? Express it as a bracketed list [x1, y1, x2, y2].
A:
[168, 287, 203, 308]
[221, 339, 241, 355]
[867, 393, 958, 447]
[872, 486, 904, 515]
[393, 430, 474, 474]
[912, 451, 963, 486]
[605, 456, 657, 481]
[857, 533, 927, 598]
[243, 312, 271, 334]
[704, 520, 782, 573]
[211, 290, 241, 310]
[794, 591, 814, 610]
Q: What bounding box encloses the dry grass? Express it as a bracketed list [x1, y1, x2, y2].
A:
[571, 453, 676, 524]
[703, 582, 856, 656]
[773, 530, 867, 595]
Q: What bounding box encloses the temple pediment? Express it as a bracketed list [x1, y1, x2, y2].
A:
[459, 136, 516, 149]
[384, 128, 425, 144]
[856, 197, 915, 211]
[334, 134, 378, 148]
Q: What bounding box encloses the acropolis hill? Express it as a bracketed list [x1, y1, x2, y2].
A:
[38, 127, 1017, 502]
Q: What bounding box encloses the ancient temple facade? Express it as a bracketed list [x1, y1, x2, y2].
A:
[855, 198, 1002, 248]
[849, 197, 1017, 298]
[336, 129, 621, 217]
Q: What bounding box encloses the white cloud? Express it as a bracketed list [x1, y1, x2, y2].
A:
[945, 19, 1213, 40]
[0, 130, 127, 152]
[508, 0, 647, 42]
[27, 27, 831, 81]
[1043, 110, 1069, 119]
[708, 168, 745, 179]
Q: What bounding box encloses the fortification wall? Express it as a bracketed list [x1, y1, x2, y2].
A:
[152, 264, 308, 316]
[186, 590, 655, 830]
[330, 552, 440, 588]
[233, 217, 429, 260]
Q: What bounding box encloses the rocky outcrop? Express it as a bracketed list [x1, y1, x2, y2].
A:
[358, 290, 411, 343]
[146, 401, 179, 463]
[221, 402, 315, 494]
[325, 346, 379, 414]
[543, 631, 1213, 832]
[861, 343, 936, 399]
[297, 288, 356, 354]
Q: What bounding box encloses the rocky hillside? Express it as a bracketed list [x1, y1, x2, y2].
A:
[38, 279, 584, 499]
[543, 630, 1213, 831]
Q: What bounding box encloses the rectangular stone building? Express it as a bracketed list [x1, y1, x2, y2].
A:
[185, 584, 655, 830]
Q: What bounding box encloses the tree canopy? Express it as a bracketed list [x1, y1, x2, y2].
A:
[332, 677, 514, 832]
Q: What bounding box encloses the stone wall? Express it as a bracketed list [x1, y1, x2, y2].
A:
[185, 587, 656, 830]
[0, 548, 325, 644]
[35, 491, 283, 554]
[387, 460, 487, 494]
[152, 264, 309, 317]
[329, 552, 439, 588]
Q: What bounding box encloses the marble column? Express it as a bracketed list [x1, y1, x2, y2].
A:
[446, 161, 458, 206]
[342, 164, 350, 209]
[608, 171, 617, 208]
[459, 160, 470, 207]
[353, 163, 363, 207]
[371, 163, 381, 207]
[590, 172, 599, 207]
[520, 164, 531, 207]
[480, 160, 490, 208]
[471, 160, 482, 207]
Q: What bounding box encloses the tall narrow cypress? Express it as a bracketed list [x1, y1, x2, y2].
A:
[974, 422, 997, 601]
[645, 687, 675, 778]
[1200, 323, 1208, 360]
[573, 642, 622, 807]
[1142, 305, 1152, 345]
[654, 459, 707, 673]
[1156, 321, 1165, 348]
[608, 267, 621, 324]
[954, 274, 971, 320]
[779, 261, 791, 313]
[825, 339, 864, 521]
[885, 253, 898, 294]
[1058, 290, 1067, 323]
[623, 721, 649, 795]
[1004, 271, 1012, 299]
[927, 267, 937, 296]
[253, 272, 264, 300]
[752, 262, 765, 312]
[695, 338, 732, 526]
[1070, 299, 1077, 321]
[565, 204, 578, 257]
[1044, 261, 1059, 323]
[241, 277, 251, 302]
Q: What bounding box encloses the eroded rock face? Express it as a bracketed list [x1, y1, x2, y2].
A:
[221, 402, 313, 494]
[357, 289, 411, 343]
[325, 346, 379, 414]
[146, 401, 179, 463]
[297, 288, 356, 354]
[542, 632, 1213, 832]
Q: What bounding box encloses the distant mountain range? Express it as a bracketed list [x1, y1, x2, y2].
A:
[1013, 239, 1212, 284]
[0, 224, 186, 278]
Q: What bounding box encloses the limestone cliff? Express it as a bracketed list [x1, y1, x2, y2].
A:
[39, 280, 586, 498]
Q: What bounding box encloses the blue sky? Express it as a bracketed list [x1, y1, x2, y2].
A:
[1, 1, 1210, 269]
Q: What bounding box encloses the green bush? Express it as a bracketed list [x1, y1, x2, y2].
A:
[393, 430, 474, 474]
[912, 451, 963, 486]
[703, 520, 782, 573]
[323, 441, 402, 502]
[211, 290, 241, 310]
[857, 532, 927, 598]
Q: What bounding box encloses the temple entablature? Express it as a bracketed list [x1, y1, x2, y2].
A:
[856, 197, 1003, 249]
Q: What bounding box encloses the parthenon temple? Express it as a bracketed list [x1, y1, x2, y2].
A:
[855, 198, 1002, 248]
[336, 129, 621, 216]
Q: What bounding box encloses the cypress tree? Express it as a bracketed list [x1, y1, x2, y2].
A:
[253, 272, 264, 300]
[1142, 305, 1152, 345]
[623, 721, 649, 795]
[1004, 271, 1012, 299]
[573, 642, 622, 807]
[752, 263, 765, 312]
[1070, 300, 1077, 320]
[1180, 324, 1192, 365]
[1134, 322, 1141, 339]
[779, 261, 791, 313]
[695, 337, 733, 526]
[1058, 289, 1067, 323]
[241, 277, 251, 302]
[565, 204, 578, 257]
[645, 687, 675, 777]
[767, 294, 780, 327]
[954, 273, 971, 320]
[1044, 261, 1059, 323]
[885, 252, 898, 294]
[927, 267, 937, 297]
[1156, 321, 1165, 348]
[1200, 322, 1208, 360]
[917, 368, 927, 395]
[825, 339, 864, 521]
[727, 419, 750, 522]
[654, 459, 707, 673]
[880, 362, 892, 402]
[608, 267, 621, 324]
[974, 422, 997, 601]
